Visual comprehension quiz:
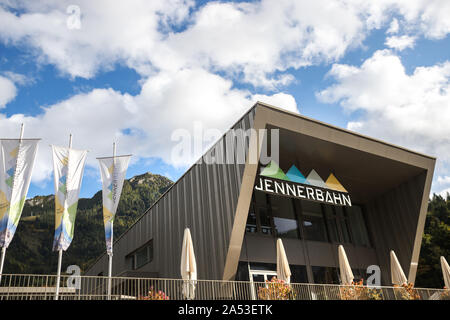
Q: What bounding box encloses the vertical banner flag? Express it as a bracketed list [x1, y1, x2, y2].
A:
[0, 139, 39, 248]
[52, 146, 87, 251]
[98, 155, 130, 254]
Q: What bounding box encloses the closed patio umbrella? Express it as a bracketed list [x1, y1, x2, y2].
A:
[276, 239, 291, 283]
[338, 245, 354, 285]
[181, 228, 197, 299]
[440, 256, 450, 289]
[390, 250, 407, 286]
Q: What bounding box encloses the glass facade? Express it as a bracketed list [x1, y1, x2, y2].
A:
[335, 206, 352, 243]
[323, 205, 339, 242]
[311, 266, 340, 284]
[244, 190, 373, 284]
[268, 195, 300, 239]
[245, 203, 257, 233]
[347, 206, 371, 247]
[300, 200, 328, 242]
[290, 265, 308, 283]
[259, 207, 272, 235]
[246, 190, 371, 247]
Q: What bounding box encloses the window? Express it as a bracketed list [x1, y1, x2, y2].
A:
[254, 190, 267, 206]
[259, 207, 273, 235]
[236, 261, 250, 281]
[291, 265, 308, 283]
[248, 262, 277, 271]
[129, 240, 153, 270]
[246, 203, 258, 233]
[300, 200, 328, 242]
[347, 205, 371, 247]
[312, 266, 340, 284]
[335, 206, 351, 243]
[268, 195, 300, 239]
[324, 205, 339, 242]
[246, 190, 370, 247]
[246, 191, 273, 235]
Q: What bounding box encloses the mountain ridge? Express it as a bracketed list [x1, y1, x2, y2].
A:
[3, 172, 173, 274]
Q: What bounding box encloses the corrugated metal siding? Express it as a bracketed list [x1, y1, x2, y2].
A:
[365, 172, 426, 285]
[86, 107, 256, 280]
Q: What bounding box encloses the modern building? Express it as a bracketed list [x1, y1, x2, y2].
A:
[86, 102, 435, 286]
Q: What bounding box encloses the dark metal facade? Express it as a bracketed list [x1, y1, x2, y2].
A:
[365, 172, 428, 284]
[86, 107, 256, 280]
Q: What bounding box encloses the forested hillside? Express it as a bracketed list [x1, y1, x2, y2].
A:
[415, 194, 450, 288]
[2, 172, 172, 274]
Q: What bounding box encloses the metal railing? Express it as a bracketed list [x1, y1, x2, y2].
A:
[0, 274, 448, 300]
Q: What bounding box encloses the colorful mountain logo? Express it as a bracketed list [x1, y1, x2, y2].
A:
[260, 160, 289, 180]
[259, 161, 348, 193]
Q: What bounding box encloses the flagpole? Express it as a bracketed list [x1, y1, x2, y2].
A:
[55, 134, 72, 300]
[19, 123, 24, 141]
[0, 247, 6, 284]
[55, 249, 63, 300]
[0, 124, 24, 284]
[107, 142, 116, 300]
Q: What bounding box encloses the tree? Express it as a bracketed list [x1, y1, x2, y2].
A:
[415, 194, 450, 288]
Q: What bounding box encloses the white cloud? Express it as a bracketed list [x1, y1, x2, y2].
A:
[385, 35, 416, 51]
[438, 188, 450, 198]
[164, 0, 372, 88]
[0, 75, 17, 108]
[0, 0, 366, 86]
[0, 0, 432, 88]
[1, 1, 449, 88]
[437, 176, 450, 185]
[0, 0, 195, 78]
[1, 71, 34, 86]
[397, 0, 450, 39]
[317, 49, 450, 194]
[437, 176, 450, 196]
[0, 67, 298, 182]
[366, 0, 450, 39]
[1, 0, 450, 190]
[252, 93, 298, 114]
[387, 18, 399, 34]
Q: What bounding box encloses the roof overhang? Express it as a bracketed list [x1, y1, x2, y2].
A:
[222, 102, 435, 283]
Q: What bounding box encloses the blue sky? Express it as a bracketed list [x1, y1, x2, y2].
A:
[0, 0, 449, 199]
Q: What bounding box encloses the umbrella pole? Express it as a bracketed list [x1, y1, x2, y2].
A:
[189, 273, 191, 300]
[0, 247, 6, 284]
[55, 249, 63, 300]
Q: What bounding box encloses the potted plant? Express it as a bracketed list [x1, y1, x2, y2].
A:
[257, 277, 295, 300]
[440, 287, 450, 300]
[340, 280, 382, 300]
[392, 282, 421, 300]
[138, 286, 169, 300]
